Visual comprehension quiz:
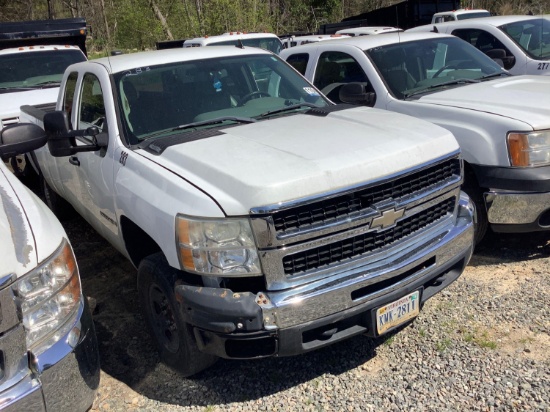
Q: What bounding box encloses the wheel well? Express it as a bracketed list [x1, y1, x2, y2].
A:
[120, 216, 162, 268]
[463, 161, 484, 192]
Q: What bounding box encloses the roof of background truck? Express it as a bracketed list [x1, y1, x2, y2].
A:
[85, 46, 273, 74]
[0, 44, 83, 55]
[184, 32, 281, 45]
[279, 31, 455, 54]
[410, 14, 550, 32]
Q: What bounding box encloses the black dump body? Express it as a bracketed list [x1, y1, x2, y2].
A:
[341, 0, 460, 30]
[0, 17, 87, 56]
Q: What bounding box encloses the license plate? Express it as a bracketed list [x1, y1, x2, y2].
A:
[376, 290, 420, 335]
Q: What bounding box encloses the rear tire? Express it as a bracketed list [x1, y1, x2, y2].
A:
[137, 253, 217, 377]
[40, 175, 75, 220]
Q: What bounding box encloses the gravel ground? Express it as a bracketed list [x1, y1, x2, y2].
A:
[61, 214, 550, 412]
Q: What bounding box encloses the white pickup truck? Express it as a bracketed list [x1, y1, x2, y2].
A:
[15, 46, 473, 376]
[280, 32, 550, 243]
[409, 15, 550, 76]
[0, 124, 99, 410]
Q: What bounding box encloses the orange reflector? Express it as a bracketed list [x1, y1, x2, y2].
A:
[508, 134, 530, 166]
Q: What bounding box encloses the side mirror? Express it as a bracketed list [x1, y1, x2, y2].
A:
[0, 123, 47, 160]
[44, 111, 104, 157]
[339, 83, 376, 107]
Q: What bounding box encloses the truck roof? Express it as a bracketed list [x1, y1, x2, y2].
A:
[87, 46, 272, 74]
[280, 31, 454, 52]
[184, 32, 280, 45]
[423, 14, 549, 29]
[408, 15, 550, 34]
[0, 44, 82, 55]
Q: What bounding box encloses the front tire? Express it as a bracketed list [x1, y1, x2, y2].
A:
[137, 253, 217, 377]
[462, 171, 488, 245]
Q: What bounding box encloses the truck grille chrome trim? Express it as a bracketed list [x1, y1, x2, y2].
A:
[249, 153, 463, 291]
[271, 157, 459, 236]
[282, 197, 454, 275]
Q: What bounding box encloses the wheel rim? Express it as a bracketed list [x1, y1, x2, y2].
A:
[148, 284, 179, 353]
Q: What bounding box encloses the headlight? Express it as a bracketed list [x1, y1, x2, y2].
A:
[176, 215, 261, 276]
[12, 239, 81, 352]
[507, 130, 550, 167]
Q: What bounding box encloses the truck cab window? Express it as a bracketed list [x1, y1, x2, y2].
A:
[313, 51, 371, 103]
[78, 73, 107, 135]
[63, 72, 79, 129]
[286, 53, 309, 75]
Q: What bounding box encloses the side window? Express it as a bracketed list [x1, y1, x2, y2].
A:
[78, 73, 107, 135]
[62, 72, 78, 129]
[313, 51, 371, 103]
[286, 53, 309, 75]
[452, 29, 514, 69]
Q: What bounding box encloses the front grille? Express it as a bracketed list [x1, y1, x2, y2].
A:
[1, 116, 19, 127]
[272, 157, 460, 236]
[282, 197, 454, 276]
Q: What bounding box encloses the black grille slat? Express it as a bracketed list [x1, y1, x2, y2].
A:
[282, 197, 454, 276]
[273, 158, 460, 235]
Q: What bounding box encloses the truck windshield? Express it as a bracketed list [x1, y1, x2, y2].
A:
[0, 49, 85, 91]
[115, 54, 328, 143]
[367, 37, 506, 99]
[207, 37, 284, 55]
[499, 18, 550, 60]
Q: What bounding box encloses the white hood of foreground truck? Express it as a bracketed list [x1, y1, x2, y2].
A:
[0, 162, 65, 277]
[139, 107, 460, 215]
[415, 76, 550, 130]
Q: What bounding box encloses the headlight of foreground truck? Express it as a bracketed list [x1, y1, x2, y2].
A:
[507, 130, 550, 167]
[176, 215, 261, 276]
[12, 239, 81, 354]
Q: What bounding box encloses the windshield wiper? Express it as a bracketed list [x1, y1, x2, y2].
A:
[259, 103, 320, 118]
[480, 72, 511, 80]
[404, 78, 481, 99]
[141, 116, 257, 140]
[172, 116, 257, 131]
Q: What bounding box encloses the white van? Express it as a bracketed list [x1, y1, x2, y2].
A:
[431, 9, 490, 23]
[183, 32, 283, 54]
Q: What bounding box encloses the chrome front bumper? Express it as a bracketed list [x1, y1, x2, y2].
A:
[261, 198, 474, 330]
[485, 191, 550, 229]
[0, 298, 100, 412]
[179, 195, 474, 359]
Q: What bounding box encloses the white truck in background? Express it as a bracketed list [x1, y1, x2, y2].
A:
[0, 123, 99, 411]
[280, 32, 550, 244]
[409, 15, 550, 76]
[15, 46, 473, 376]
[431, 9, 490, 23]
[183, 32, 284, 54]
[0, 18, 87, 174]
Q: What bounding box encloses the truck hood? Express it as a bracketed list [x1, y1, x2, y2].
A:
[416, 76, 550, 130]
[0, 88, 58, 124]
[0, 164, 66, 279]
[142, 107, 459, 215]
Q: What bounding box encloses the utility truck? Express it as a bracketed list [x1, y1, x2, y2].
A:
[15, 46, 473, 376]
[280, 31, 550, 244]
[0, 123, 99, 411]
[0, 18, 88, 175]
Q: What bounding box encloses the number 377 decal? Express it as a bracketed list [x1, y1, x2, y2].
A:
[538, 63, 549, 70]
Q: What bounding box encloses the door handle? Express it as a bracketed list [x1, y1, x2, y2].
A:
[69, 156, 80, 166]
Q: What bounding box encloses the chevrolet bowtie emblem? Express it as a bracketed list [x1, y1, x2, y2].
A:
[371, 208, 405, 230]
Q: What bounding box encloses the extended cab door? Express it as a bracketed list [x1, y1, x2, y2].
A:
[61, 65, 123, 247]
